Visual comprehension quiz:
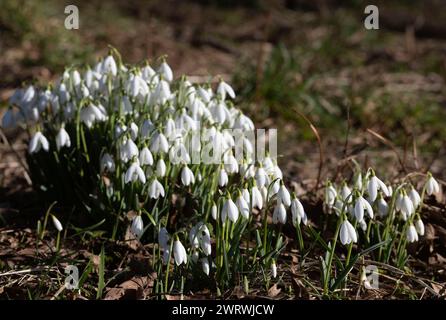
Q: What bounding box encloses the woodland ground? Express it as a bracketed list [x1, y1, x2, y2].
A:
[0, 0, 445, 299]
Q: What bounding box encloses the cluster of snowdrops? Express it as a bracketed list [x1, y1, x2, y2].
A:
[1, 50, 441, 294]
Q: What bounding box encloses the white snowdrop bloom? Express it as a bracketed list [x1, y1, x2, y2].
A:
[158, 61, 173, 82]
[56, 127, 71, 150]
[395, 192, 404, 212]
[340, 184, 352, 202]
[28, 131, 49, 154]
[255, 167, 267, 188]
[71, 70, 81, 88]
[260, 186, 268, 203]
[414, 218, 425, 236]
[181, 165, 195, 186]
[120, 138, 139, 163]
[102, 55, 118, 76]
[340, 220, 357, 245]
[272, 202, 287, 224]
[125, 161, 146, 184]
[211, 203, 218, 220]
[150, 131, 169, 154]
[236, 194, 250, 219]
[217, 80, 235, 100]
[251, 185, 263, 210]
[367, 175, 389, 202]
[173, 239, 187, 266]
[359, 219, 367, 231]
[149, 178, 165, 199]
[218, 168, 228, 187]
[377, 198, 389, 217]
[355, 173, 363, 191]
[291, 197, 306, 226]
[168, 140, 190, 164]
[141, 64, 156, 80]
[140, 119, 154, 139]
[325, 185, 337, 208]
[51, 215, 63, 232]
[139, 146, 154, 166]
[425, 175, 440, 195]
[224, 153, 239, 174]
[400, 194, 414, 220]
[271, 261, 277, 278]
[164, 118, 176, 140]
[406, 224, 419, 243]
[242, 188, 250, 205]
[201, 258, 210, 276]
[354, 196, 374, 222]
[131, 215, 144, 239]
[270, 179, 280, 197]
[100, 153, 115, 173]
[222, 198, 239, 223]
[191, 250, 199, 263]
[80, 103, 106, 128]
[277, 183, 291, 207]
[197, 86, 212, 103]
[196, 223, 212, 256]
[409, 187, 421, 209]
[128, 122, 139, 141]
[153, 79, 171, 104]
[189, 225, 200, 249]
[156, 158, 167, 177]
[1, 108, 16, 129]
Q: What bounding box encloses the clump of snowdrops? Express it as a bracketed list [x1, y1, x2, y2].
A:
[2, 49, 307, 293]
[320, 166, 441, 294]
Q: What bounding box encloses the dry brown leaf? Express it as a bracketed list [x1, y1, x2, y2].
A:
[267, 283, 281, 298]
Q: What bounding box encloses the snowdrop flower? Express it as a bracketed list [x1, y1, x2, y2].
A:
[103, 55, 118, 76]
[325, 184, 337, 208]
[156, 158, 167, 177]
[377, 197, 389, 217]
[125, 161, 146, 184]
[242, 188, 250, 205]
[131, 215, 144, 239]
[100, 153, 115, 173]
[211, 203, 218, 220]
[425, 174, 440, 195]
[406, 224, 419, 243]
[120, 138, 139, 163]
[149, 178, 165, 199]
[272, 202, 287, 224]
[221, 197, 238, 223]
[236, 193, 250, 219]
[201, 258, 210, 276]
[409, 187, 421, 209]
[139, 146, 154, 166]
[255, 166, 267, 188]
[56, 127, 71, 150]
[51, 215, 63, 232]
[277, 182, 291, 207]
[251, 185, 263, 210]
[340, 184, 352, 202]
[150, 131, 169, 153]
[181, 165, 195, 186]
[129, 122, 139, 141]
[354, 196, 374, 222]
[159, 61, 173, 82]
[218, 167, 228, 187]
[400, 193, 414, 220]
[291, 197, 307, 226]
[217, 80, 235, 100]
[271, 260, 277, 278]
[340, 219, 357, 245]
[367, 174, 389, 202]
[28, 131, 49, 154]
[415, 218, 425, 236]
[196, 223, 212, 256]
[173, 239, 187, 266]
[80, 103, 106, 128]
